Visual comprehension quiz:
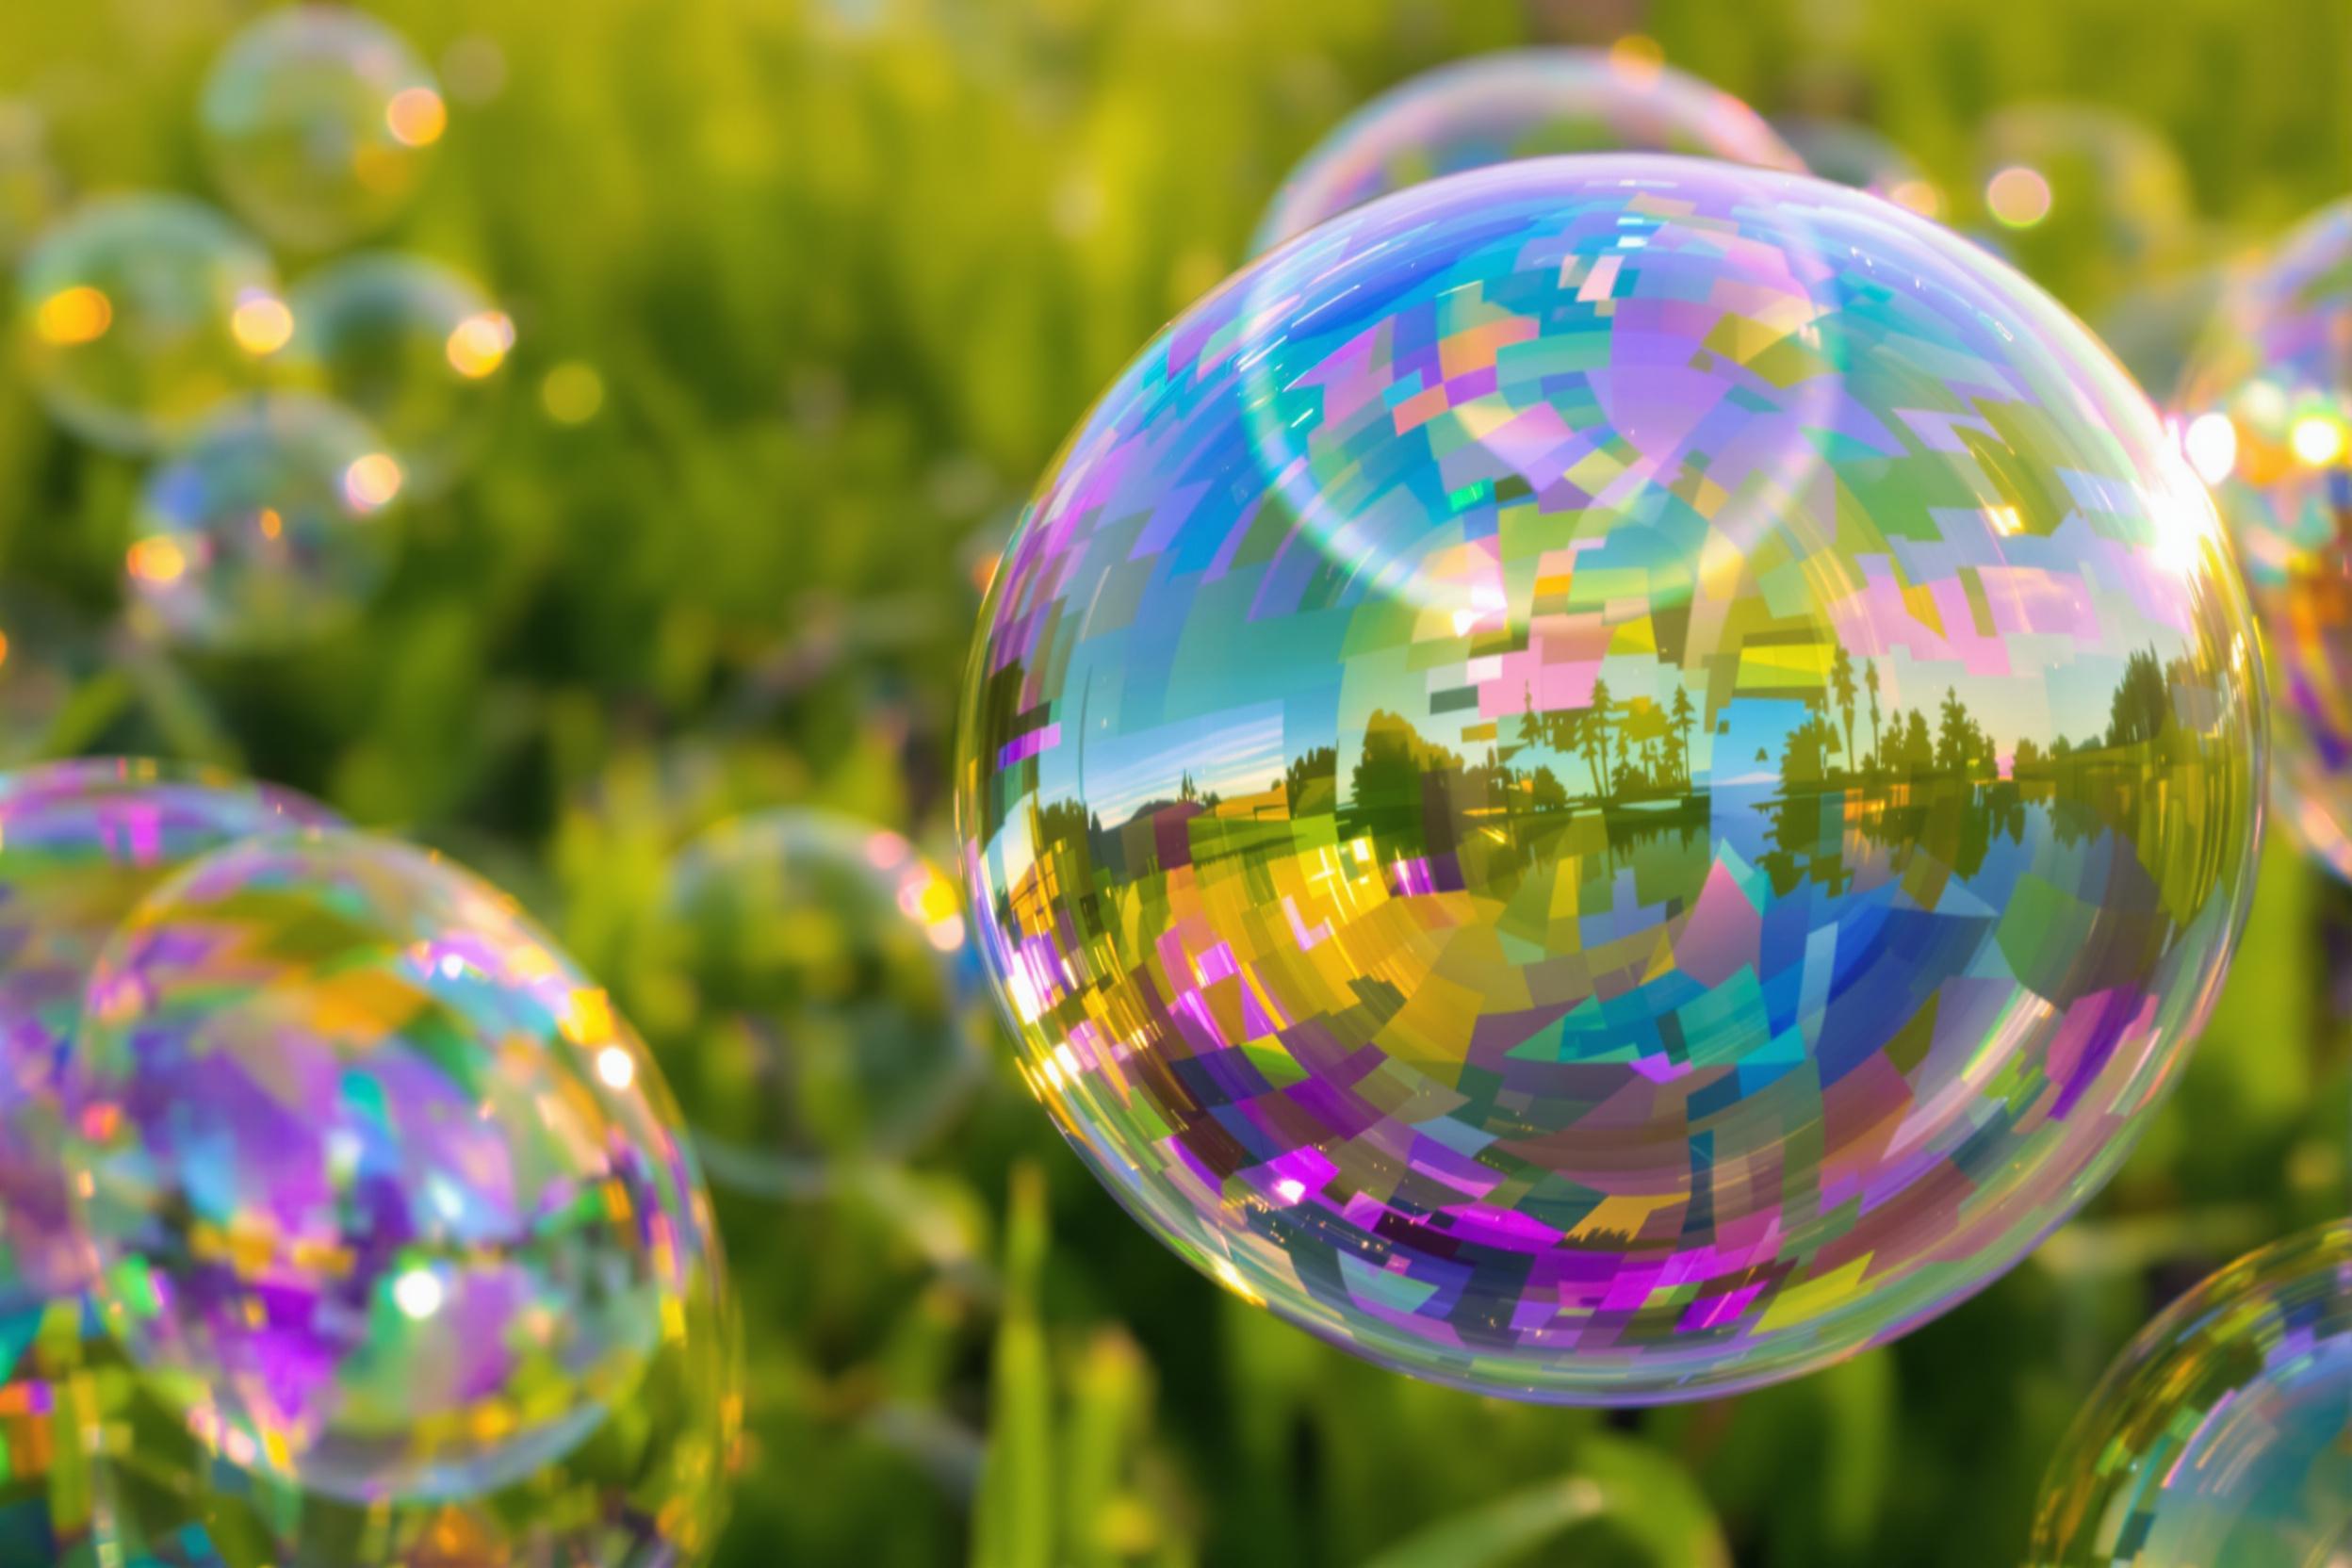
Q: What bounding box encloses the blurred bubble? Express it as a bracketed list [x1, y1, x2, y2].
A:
[2176, 201, 2352, 879]
[15, 194, 281, 452]
[0, 99, 66, 262]
[1253, 48, 1803, 252]
[0, 760, 336, 1315]
[200, 5, 444, 251]
[1973, 103, 2197, 309]
[440, 35, 509, 105]
[1772, 115, 1942, 217]
[627, 808, 987, 1193]
[60, 830, 733, 1509]
[2094, 264, 2236, 404]
[126, 393, 401, 650]
[960, 155, 2262, 1402]
[2031, 1222, 2352, 1566]
[540, 358, 604, 425]
[285, 253, 514, 498]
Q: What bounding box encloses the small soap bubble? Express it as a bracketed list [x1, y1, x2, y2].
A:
[286, 253, 514, 498]
[16, 194, 282, 452]
[200, 5, 445, 251]
[626, 808, 987, 1193]
[126, 393, 402, 650]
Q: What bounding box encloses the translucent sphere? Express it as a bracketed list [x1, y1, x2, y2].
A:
[200, 5, 445, 252]
[1974, 103, 2197, 311]
[127, 393, 402, 649]
[0, 760, 335, 1315]
[625, 808, 985, 1193]
[16, 195, 283, 452]
[2032, 1222, 2352, 1566]
[1252, 50, 1803, 252]
[60, 830, 734, 1509]
[285, 253, 514, 499]
[956, 156, 2262, 1403]
[1771, 116, 1941, 218]
[2175, 204, 2352, 877]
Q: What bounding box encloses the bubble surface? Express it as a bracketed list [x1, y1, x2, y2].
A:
[128, 393, 402, 649]
[627, 808, 985, 1192]
[2032, 1222, 2352, 1567]
[200, 5, 445, 251]
[16, 195, 281, 451]
[286, 253, 514, 498]
[2175, 203, 2352, 878]
[957, 156, 2262, 1402]
[60, 831, 734, 1509]
[0, 760, 336, 1315]
[1253, 50, 1802, 252]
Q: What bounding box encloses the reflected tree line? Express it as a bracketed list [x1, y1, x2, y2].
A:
[1006, 637, 2233, 915]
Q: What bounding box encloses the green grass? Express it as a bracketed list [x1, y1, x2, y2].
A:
[3, 1, 2350, 1562]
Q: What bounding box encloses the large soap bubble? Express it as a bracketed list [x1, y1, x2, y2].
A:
[60, 831, 732, 1508]
[2031, 1221, 2352, 1566]
[2175, 201, 2352, 877]
[624, 808, 986, 1193]
[1252, 49, 1802, 252]
[200, 5, 445, 251]
[16, 195, 284, 452]
[0, 760, 336, 1315]
[126, 393, 403, 649]
[956, 156, 2262, 1403]
[285, 253, 514, 498]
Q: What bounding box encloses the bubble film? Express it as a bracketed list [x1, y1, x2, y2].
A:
[1974, 103, 2196, 311]
[0, 760, 336, 1316]
[1252, 50, 1802, 253]
[625, 808, 986, 1193]
[15, 195, 282, 452]
[2031, 1222, 2352, 1566]
[956, 156, 2262, 1402]
[1771, 116, 1940, 219]
[200, 5, 445, 251]
[2174, 204, 2352, 877]
[286, 253, 514, 499]
[127, 393, 402, 649]
[60, 831, 736, 1511]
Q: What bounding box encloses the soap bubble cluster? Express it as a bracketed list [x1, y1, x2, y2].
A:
[958, 155, 2261, 1402]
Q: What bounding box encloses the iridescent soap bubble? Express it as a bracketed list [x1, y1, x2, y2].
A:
[957, 156, 2262, 1403]
[60, 830, 733, 1510]
[0, 760, 336, 1316]
[200, 5, 445, 251]
[284, 253, 514, 498]
[127, 393, 402, 650]
[2031, 1222, 2352, 1566]
[2176, 203, 2352, 877]
[1771, 115, 1941, 218]
[1252, 49, 1803, 252]
[625, 808, 985, 1194]
[16, 195, 284, 452]
[1974, 103, 2197, 310]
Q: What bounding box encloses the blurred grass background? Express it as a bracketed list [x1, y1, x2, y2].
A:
[3, 0, 2351, 1562]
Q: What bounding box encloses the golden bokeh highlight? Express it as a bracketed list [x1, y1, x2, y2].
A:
[384, 87, 448, 149]
[35, 286, 112, 346]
